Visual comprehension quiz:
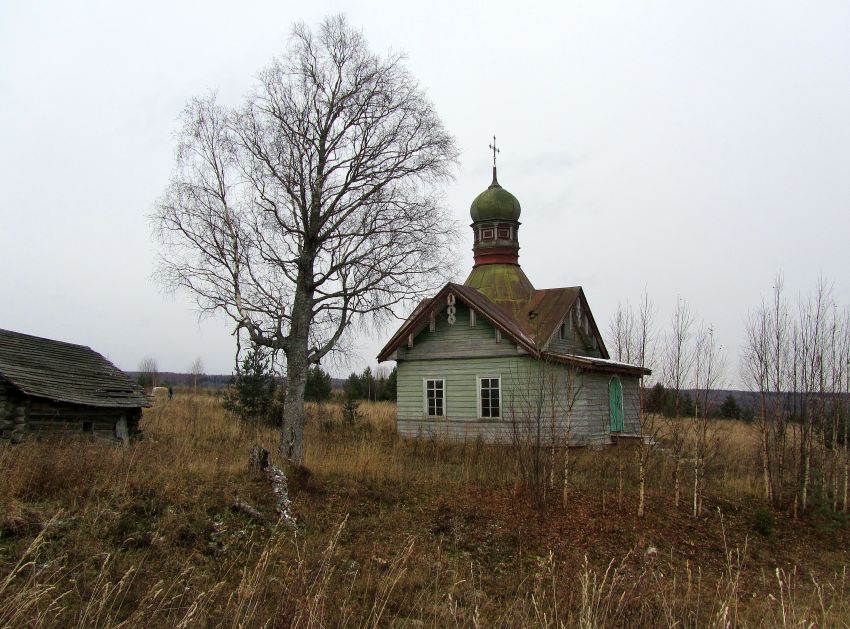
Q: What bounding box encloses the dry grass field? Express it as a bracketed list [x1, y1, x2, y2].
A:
[1, 393, 849, 627]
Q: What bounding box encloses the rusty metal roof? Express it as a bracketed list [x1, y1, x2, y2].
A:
[523, 288, 610, 359]
[544, 351, 651, 377]
[462, 268, 609, 358]
[377, 279, 629, 372]
[523, 287, 580, 342]
[0, 329, 151, 408]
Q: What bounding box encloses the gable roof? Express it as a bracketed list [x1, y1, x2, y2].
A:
[0, 329, 151, 408]
[378, 283, 538, 362]
[522, 287, 607, 358]
[377, 282, 649, 376]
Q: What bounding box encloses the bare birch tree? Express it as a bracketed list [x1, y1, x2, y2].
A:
[606, 290, 657, 517]
[742, 299, 773, 502]
[795, 279, 832, 511]
[153, 16, 459, 464]
[742, 275, 791, 506]
[691, 324, 725, 517]
[662, 297, 695, 508]
[768, 276, 792, 505]
[632, 291, 658, 517]
[189, 357, 205, 392]
[609, 302, 636, 365]
[836, 306, 850, 513]
[138, 357, 159, 391]
[842, 310, 850, 513]
[509, 303, 582, 509]
[508, 355, 582, 510]
[608, 289, 656, 378]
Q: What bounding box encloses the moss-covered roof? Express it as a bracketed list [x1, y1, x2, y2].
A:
[0, 329, 151, 408]
[470, 171, 521, 222]
[464, 264, 534, 319]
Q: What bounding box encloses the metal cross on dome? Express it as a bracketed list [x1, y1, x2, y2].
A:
[489, 135, 499, 167]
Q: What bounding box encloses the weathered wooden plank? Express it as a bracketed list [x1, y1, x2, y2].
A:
[399, 303, 520, 361]
[397, 354, 642, 444]
[544, 315, 603, 358]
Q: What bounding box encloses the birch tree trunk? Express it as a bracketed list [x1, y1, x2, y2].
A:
[674, 457, 681, 509]
[841, 444, 850, 513]
[776, 424, 785, 506]
[761, 416, 773, 503]
[802, 425, 811, 511]
[693, 458, 700, 517]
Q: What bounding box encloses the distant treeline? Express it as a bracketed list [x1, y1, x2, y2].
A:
[303, 365, 399, 402]
[128, 371, 232, 389]
[128, 370, 347, 391]
[129, 364, 397, 403]
[644, 383, 754, 420]
[643, 384, 850, 423]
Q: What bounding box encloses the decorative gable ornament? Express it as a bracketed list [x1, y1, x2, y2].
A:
[446, 293, 457, 325]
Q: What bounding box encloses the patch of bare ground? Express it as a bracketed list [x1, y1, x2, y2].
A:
[1, 394, 848, 627]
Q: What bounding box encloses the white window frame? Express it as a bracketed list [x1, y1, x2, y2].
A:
[423, 378, 446, 417]
[477, 375, 502, 419]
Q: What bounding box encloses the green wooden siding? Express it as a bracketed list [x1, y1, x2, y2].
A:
[544, 309, 603, 357]
[396, 301, 521, 362]
[392, 296, 641, 444]
[397, 356, 641, 444]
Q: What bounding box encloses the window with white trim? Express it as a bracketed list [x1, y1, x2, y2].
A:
[425, 379, 445, 416]
[479, 376, 501, 418]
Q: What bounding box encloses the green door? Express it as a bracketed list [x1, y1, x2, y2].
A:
[609, 377, 624, 432]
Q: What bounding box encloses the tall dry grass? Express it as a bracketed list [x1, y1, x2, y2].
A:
[0, 393, 848, 627]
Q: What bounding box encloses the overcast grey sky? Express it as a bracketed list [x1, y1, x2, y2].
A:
[2, 1, 848, 385]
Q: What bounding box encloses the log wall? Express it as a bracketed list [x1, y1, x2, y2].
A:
[0, 379, 27, 442]
[0, 378, 141, 442]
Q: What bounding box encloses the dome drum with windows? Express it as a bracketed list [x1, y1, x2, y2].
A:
[469, 166, 522, 267]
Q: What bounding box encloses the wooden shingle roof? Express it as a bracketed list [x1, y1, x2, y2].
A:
[378, 282, 650, 377]
[0, 329, 151, 408]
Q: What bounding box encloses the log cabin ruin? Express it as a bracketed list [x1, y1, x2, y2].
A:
[0, 329, 150, 443]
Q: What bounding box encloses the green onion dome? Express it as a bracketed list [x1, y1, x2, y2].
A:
[469, 170, 521, 222]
